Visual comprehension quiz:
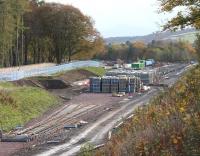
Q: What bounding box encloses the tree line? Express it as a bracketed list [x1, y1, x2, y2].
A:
[0, 0, 104, 67]
[0, 0, 198, 68]
[95, 40, 196, 63]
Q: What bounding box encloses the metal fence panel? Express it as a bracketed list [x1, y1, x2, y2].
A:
[0, 61, 102, 81]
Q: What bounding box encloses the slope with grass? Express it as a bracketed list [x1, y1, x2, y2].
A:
[0, 67, 105, 132]
[0, 82, 59, 132]
[81, 67, 106, 77]
[85, 67, 200, 156]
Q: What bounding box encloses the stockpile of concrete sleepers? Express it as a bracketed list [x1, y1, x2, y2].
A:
[127, 76, 136, 93]
[118, 76, 127, 92]
[102, 76, 111, 93]
[90, 76, 142, 93]
[137, 71, 154, 84]
[110, 76, 119, 93]
[157, 64, 186, 76]
[157, 65, 171, 75]
[106, 69, 157, 85]
[127, 76, 143, 93]
[89, 77, 101, 93]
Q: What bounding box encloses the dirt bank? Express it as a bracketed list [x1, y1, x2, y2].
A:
[0, 69, 97, 156]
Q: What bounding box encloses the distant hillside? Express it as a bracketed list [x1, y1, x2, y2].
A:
[105, 28, 200, 44]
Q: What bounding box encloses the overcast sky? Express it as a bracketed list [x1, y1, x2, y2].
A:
[45, 0, 176, 37]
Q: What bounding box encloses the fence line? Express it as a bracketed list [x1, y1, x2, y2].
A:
[0, 61, 102, 81]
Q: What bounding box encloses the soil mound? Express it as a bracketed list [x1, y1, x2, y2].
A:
[13, 69, 96, 89]
[57, 69, 96, 83]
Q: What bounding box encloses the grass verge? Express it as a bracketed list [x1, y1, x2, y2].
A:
[81, 67, 106, 76]
[0, 82, 59, 132]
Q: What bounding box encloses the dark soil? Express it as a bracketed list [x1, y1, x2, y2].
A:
[56, 69, 97, 83]
[13, 69, 96, 89]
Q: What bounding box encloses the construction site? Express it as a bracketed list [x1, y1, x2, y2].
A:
[0, 60, 192, 156]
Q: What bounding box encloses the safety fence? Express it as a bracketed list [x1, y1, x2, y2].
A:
[0, 60, 102, 81]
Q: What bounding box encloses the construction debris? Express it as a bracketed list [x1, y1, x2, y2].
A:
[46, 140, 61, 145]
[64, 124, 79, 130]
[106, 69, 158, 85]
[112, 92, 125, 97]
[79, 120, 88, 126]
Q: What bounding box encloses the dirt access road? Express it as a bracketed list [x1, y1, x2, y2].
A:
[37, 89, 159, 156]
[34, 64, 189, 156]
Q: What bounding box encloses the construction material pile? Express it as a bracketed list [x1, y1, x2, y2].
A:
[157, 64, 185, 75]
[90, 76, 142, 93]
[106, 69, 158, 84]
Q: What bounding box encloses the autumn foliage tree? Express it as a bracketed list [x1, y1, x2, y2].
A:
[159, 0, 200, 63]
[0, 0, 104, 67]
[96, 40, 195, 62]
[159, 0, 200, 30]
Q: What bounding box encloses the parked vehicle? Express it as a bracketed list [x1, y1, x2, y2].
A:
[145, 59, 155, 66]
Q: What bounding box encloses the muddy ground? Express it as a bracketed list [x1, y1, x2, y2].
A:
[13, 69, 97, 99]
[0, 69, 97, 156]
[1, 64, 189, 156]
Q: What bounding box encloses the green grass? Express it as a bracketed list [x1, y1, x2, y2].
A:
[0, 82, 59, 131]
[50, 66, 106, 77]
[28, 76, 54, 80]
[81, 67, 106, 76]
[0, 82, 15, 88]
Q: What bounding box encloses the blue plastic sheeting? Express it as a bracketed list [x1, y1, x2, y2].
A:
[0, 61, 102, 81]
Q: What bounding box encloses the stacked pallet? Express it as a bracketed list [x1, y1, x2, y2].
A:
[135, 77, 142, 92]
[118, 76, 127, 92]
[102, 76, 111, 93]
[139, 72, 153, 84]
[127, 76, 136, 93]
[90, 76, 142, 93]
[110, 76, 119, 93]
[106, 69, 158, 85]
[89, 77, 101, 93]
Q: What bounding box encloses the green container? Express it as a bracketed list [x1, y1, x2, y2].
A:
[132, 63, 139, 69]
[132, 62, 145, 70]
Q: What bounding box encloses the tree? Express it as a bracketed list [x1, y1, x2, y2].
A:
[132, 41, 146, 60]
[0, 1, 103, 67]
[59, 5, 99, 62]
[0, 0, 14, 66]
[126, 41, 134, 62]
[79, 143, 94, 156]
[159, 0, 200, 62]
[159, 0, 200, 30]
[32, 3, 100, 63]
[195, 35, 200, 63]
[0, 0, 29, 67]
[11, 0, 29, 66]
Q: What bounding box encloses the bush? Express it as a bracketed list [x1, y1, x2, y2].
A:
[0, 82, 59, 131]
[92, 67, 200, 156]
